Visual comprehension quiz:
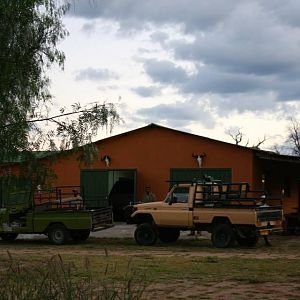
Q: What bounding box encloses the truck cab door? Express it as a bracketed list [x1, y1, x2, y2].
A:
[156, 186, 192, 227]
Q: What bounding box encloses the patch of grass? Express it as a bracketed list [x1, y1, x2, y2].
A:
[204, 256, 219, 263]
[2, 234, 300, 297]
[0, 252, 149, 300]
[48, 252, 300, 285]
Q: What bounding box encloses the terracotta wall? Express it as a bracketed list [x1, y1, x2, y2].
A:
[50, 126, 254, 201]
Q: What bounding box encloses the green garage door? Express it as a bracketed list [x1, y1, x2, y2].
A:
[80, 169, 137, 210]
[81, 170, 109, 208]
[170, 168, 232, 183]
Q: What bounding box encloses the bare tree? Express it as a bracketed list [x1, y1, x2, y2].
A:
[252, 135, 267, 149]
[226, 127, 267, 149]
[226, 128, 246, 145]
[287, 118, 300, 156]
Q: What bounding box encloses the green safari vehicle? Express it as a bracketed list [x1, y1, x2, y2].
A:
[0, 185, 113, 245]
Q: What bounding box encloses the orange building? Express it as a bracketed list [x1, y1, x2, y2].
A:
[2, 123, 300, 221]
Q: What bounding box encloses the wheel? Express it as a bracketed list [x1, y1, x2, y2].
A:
[0, 233, 18, 241]
[158, 228, 180, 243]
[134, 223, 157, 246]
[211, 223, 235, 248]
[71, 230, 90, 242]
[48, 224, 70, 245]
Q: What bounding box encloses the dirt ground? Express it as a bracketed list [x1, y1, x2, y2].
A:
[148, 280, 300, 300]
[3, 225, 300, 299]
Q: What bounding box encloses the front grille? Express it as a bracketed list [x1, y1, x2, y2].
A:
[256, 208, 282, 222]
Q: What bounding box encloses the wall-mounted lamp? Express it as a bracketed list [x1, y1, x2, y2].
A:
[192, 153, 206, 168]
[101, 155, 111, 167]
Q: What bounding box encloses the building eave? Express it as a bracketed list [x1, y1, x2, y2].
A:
[254, 149, 300, 164]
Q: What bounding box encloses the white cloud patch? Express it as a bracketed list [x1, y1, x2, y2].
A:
[75, 68, 119, 81]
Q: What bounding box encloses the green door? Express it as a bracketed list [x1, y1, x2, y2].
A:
[80, 170, 109, 208]
[170, 168, 232, 183]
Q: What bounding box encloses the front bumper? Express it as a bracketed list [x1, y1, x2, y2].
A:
[257, 220, 283, 236]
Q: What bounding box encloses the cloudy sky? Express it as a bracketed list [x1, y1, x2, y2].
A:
[49, 0, 300, 150]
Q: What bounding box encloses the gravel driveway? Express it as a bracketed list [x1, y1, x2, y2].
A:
[91, 223, 209, 239]
[16, 223, 209, 240]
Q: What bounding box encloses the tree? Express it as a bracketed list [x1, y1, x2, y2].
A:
[287, 118, 300, 156]
[226, 127, 267, 149]
[226, 128, 248, 146]
[0, 0, 68, 161]
[0, 1, 120, 183]
[0, 1, 120, 162]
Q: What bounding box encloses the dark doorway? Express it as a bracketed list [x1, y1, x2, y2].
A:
[284, 180, 300, 234]
[80, 169, 136, 221]
[109, 177, 134, 221]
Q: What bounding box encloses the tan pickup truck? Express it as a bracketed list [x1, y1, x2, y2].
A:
[126, 181, 283, 248]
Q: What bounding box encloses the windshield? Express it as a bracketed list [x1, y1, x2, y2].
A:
[165, 186, 190, 204]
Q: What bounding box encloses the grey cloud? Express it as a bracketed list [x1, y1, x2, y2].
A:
[75, 68, 119, 81]
[132, 86, 161, 97]
[276, 81, 300, 101]
[136, 99, 215, 129]
[183, 67, 267, 95]
[209, 93, 277, 115]
[174, 3, 300, 77]
[81, 22, 96, 34]
[68, 0, 236, 32]
[143, 3, 300, 102]
[70, 1, 300, 110]
[143, 59, 188, 84]
[261, 0, 300, 28]
[150, 31, 169, 46]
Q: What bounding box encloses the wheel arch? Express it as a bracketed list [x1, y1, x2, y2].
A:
[45, 222, 67, 233]
[132, 213, 154, 225]
[212, 216, 231, 225]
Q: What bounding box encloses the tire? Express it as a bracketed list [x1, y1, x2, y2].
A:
[134, 223, 157, 246]
[0, 233, 18, 241]
[48, 224, 70, 245]
[211, 223, 235, 248]
[158, 228, 180, 243]
[71, 230, 90, 242]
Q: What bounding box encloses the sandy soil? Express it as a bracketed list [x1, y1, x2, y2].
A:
[146, 280, 300, 300]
